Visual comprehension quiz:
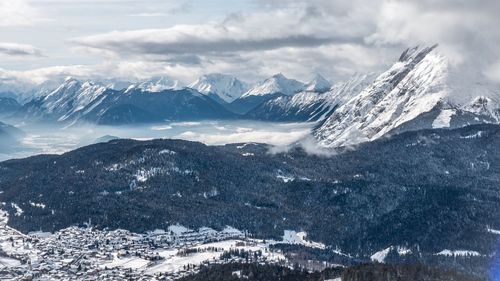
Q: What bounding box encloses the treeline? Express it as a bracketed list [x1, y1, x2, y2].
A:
[341, 263, 484, 281]
[177, 262, 342, 281]
[178, 262, 484, 281]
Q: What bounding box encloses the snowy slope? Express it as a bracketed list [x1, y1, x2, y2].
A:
[246, 73, 372, 122]
[188, 73, 249, 103]
[241, 73, 305, 97]
[37, 77, 109, 122]
[314, 45, 500, 147]
[304, 73, 332, 93]
[135, 76, 182, 92]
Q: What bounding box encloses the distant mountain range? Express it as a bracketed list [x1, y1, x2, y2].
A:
[16, 77, 236, 125]
[1, 45, 499, 148]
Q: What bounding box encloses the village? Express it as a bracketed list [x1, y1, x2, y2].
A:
[0, 209, 329, 280]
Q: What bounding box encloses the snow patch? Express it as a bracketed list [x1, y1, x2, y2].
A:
[432, 109, 456, 128]
[282, 230, 325, 249]
[168, 224, 191, 235]
[436, 249, 481, 257]
[10, 203, 23, 217]
[371, 246, 412, 263]
[487, 227, 500, 235]
[159, 149, 176, 155]
[29, 201, 46, 209]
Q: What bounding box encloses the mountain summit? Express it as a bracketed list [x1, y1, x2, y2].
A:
[188, 73, 249, 103]
[314, 45, 500, 147]
[304, 73, 332, 93]
[241, 73, 305, 97]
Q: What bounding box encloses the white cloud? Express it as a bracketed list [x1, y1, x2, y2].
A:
[485, 61, 500, 84]
[0, 1, 41, 27]
[175, 126, 311, 146]
[1, 0, 499, 85]
[366, 0, 500, 75]
[67, 3, 386, 82]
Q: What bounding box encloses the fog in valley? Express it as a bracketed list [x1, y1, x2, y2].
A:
[0, 120, 313, 161]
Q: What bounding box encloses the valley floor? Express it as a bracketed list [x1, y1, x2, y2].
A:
[0, 209, 333, 280]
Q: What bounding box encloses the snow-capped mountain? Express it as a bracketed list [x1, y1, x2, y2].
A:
[19, 77, 236, 125]
[99, 78, 134, 91]
[228, 73, 306, 114]
[314, 45, 500, 147]
[188, 73, 249, 103]
[134, 76, 182, 92]
[241, 73, 305, 97]
[304, 73, 332, 93]
[21, 77, 109, 122]
[246, 74, 372, 122]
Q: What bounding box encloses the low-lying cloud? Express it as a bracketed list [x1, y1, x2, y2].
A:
[175, 128, 310, 147]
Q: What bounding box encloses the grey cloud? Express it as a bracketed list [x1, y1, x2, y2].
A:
[71, 3, 368, 62]
[5, 0, 500, 85]
[73, 34, 355, 57]
[0, 43, 43, 57]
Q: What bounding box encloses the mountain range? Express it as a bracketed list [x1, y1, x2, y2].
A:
[0, 45, 499, 148]
[1, 45, 499, 279]
[17, 77, 236, 125]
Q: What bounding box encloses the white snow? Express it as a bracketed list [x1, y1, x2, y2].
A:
[282, 230, 326, 249]
[221, 226, 244, 236]
[371, 246, 412, 263]
[159, 149, 176, 155]
[277, 175, 294, 183]
[241, 73, 304, 97]
[136, 76, 181, 92]
[102, 254, 150, 270]
[371, 247, 391, 263]
[487, 227, 500, 235]
[10, 203, 23, 216]
[432, 109, 455, 128]
[436, 250, 481, 257]
[315, 46, 500, 148]
[276, 170, 295, 183]
[29, 202, 46, 209]
[188, 73, 249, 103]
[168, 224, 191, 235]
[41, 78, 109, 122]
[304, 74, 332, 93]
[0, 256, 21, 268]
[0, 207, 330, 279]
[260, 73, 371, 123]
[460, 131, 484, 139]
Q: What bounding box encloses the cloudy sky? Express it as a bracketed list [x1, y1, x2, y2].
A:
[1, 0, 499, 85]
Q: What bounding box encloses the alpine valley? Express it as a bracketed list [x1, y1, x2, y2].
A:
[0, 46, 499, 280]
